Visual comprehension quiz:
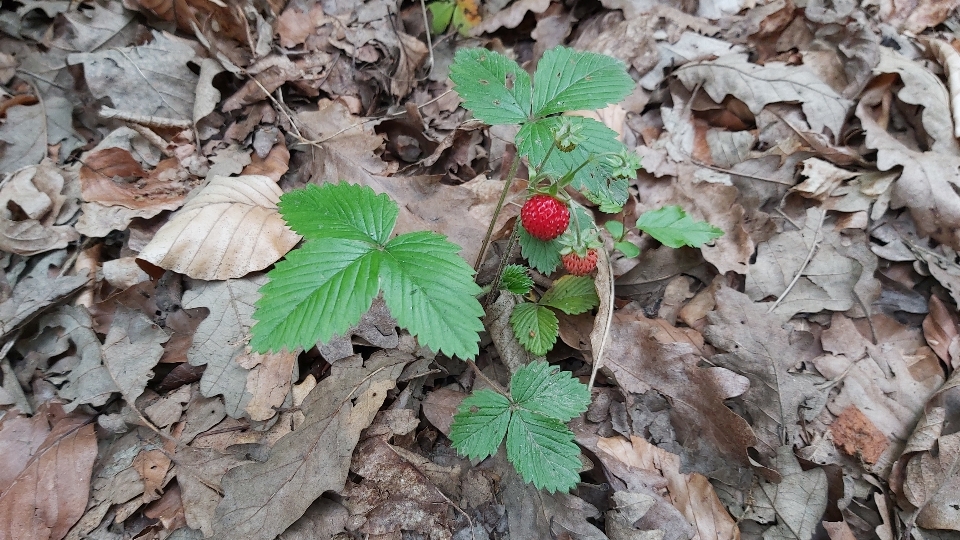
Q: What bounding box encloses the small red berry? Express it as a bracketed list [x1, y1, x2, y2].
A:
[562, 249, 599, 276]
[521, 195, 569, 241]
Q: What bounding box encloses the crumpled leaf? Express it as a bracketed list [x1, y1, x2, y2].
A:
[603, 307, 757, 486]
[68, 31, 198, 121]
[703, 287, 826, 464]
[102, 306, 170, 405]
[891, 369, 960, 532]
[241, 349, 297, 422]
[342, 439, 449, 538]
[79, 148, 190, 212]
[182, 276, 265, 418]
[210, 352, 410, 540]
[137, 175, 300, 280]
[675, 54, 852, 137]
[0, 409, 97, 540]
[595, 436, 739, 540]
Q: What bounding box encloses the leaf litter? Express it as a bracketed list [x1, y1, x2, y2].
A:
[3, 0, 960, 539]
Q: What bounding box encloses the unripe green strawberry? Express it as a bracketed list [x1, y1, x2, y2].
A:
[561, 249, 598, 276]
[521, 195, 569, 241]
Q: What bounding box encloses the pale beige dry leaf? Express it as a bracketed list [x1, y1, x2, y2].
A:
[603, 308, 757, 487]
[67, 31, 197, 121]
[317, 297, 398, 363]
[471, 0, 550, 34]
[0, 412, 49, 493]
[242, 349, 297, 422]
[641, 32, 745, 91]
[873, 47, 960, 155]
[0, 218, 79, 257]
[745, 446, 828, 538]
[879, 0, 960, 33]
[926, 39, 960, 140]
[75, 202, 166, 238]
[792, 158, 858, 201]
[210, 352, 411, 540]
[277, 498, 349, 540]
[0, 413, 97, 540]
[746, 207, 879, 318]
[0, 161, 78, 255]
[675, 54, 852, 137]
[137, 175, 300, 280]
[703, 286, 826, 462]
[596, 436, 740, 540]
[0, 103, 46, 172]
[102, 306, 170, 405]
[181, 276, 265, 418]
[40, 305, 115, 411]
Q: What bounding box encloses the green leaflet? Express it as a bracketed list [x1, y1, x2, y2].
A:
[449, 48, 531, 126]
[450, 361, 590, 493]
[251, 182, 483, 360]
[636, 205, 724, 249]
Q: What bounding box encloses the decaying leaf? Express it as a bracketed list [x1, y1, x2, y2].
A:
[0, 410, 97, 540]
[745, 446, 828, 538]
[210, 352, 411, 540]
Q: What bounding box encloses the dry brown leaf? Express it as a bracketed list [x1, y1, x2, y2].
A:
[0, 103, 46, 172]
[857, 84, 960, 252]
[173, 446, 251, 537]
[743, 446, 828, 538]
[928, 38, 960, 139]
[596, 436, 740, 540]
[277, 498, 349, 540]
[79, 149, 190, 213]
[181, 276, 265, 418]
[470, 0, 551, 34]
[0, 412, 50, 493]
[241, 349, 297, 422]
[675, 54, 852, 137]
[0, 161, 79, 256]
[342, 439, 450, 538]
[703, 286, 826, 462]
[603, 307, 757, 486]
[422, 387, 466, 436]
[68, 31, 198, 121]
[0, 412, 97, 540]
[137, 175, 300, 280]
[878, 0, 960, 33]
[209, 352, 411, 540]
[890, 369, 960, 532]
[815, 314, 945, 475]
[923, 295, 960, 369]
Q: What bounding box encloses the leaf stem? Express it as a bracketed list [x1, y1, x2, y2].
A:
[467, 360, 510, 397]
[484, 222, 521, 307]
[474, 152, 521, 271]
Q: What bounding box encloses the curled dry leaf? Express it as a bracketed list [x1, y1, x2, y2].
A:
[596, 435, 740, 540]
[242, 349, 297, 422]
[928, 38, 960, 139]
[675, 54, 852, 137]
[137, 175, 300, 280]
[890, 369, 960, 532]
[0, 412, 97, 540]
[79, 148, 191, 213]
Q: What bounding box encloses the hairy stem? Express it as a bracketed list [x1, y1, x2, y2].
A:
[474, 152, 521, 271]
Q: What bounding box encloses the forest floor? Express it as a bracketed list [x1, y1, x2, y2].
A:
[1, 0, 959, 539]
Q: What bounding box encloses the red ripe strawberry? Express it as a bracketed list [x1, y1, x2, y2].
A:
[562, 249, 599, 276]
[521, 194, 569, 241]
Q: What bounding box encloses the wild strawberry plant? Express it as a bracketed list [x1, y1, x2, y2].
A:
[249, 45, 724, 496]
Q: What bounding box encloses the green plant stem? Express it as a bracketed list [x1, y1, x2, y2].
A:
[484, 221, 521, 307]
[474, 153, 521, 271]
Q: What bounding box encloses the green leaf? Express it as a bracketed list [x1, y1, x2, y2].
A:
[510, 302, 558, 357]
[519, 226, 561, 275]
[506, 409, 583, 492]
[450, 389, 511, 459]
[539, 275, 599, 315]
[532, 46, 635, 118]
[500, 264, 534, 295]
[251, 238, 381, 353]
[604, 220, 624, 239]
[449, 48, 531, 126]
[614, 241, 640, 258]
[636, 206, 724, 248]
[253, 182, 483, 359]
[279, 182, 397, 244]
[381, 231, 485, 359]
[427, 0, 454, 34]
[509, 361, 591, 422]
[517, 116, 628, 210]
